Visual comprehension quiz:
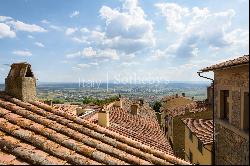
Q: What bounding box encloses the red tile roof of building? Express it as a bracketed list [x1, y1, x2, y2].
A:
[84, 98, 172, 155]
[182, 118, 213, 145]
[53, 104, 79, 116]
[200, 55, 249, 72]
[161, 96, 209, 117]
[0, 92, 190, 165]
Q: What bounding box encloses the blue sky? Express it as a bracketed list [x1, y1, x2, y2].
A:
[0, 0, 249, 83]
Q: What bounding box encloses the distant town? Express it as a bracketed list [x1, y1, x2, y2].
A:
[1, 81, 209, 105]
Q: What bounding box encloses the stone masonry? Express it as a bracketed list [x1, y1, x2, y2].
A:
[214, 64, 249, 165]
[5, 62, 37, 102]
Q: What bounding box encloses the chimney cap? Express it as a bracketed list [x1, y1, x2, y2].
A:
[7, 62, 35, 78]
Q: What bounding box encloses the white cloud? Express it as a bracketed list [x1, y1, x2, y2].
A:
[98, 48, 119, 60]
[89, 62, 99, 66]
[148, 49, 167, 61]
[224, 28, 249, 47]
[8, 20, 47, 32]
[66, 51, 81, 58]
[66, 0, 155, 55]
[72, 62, 99, 71]
[65, 27, 78, 35]
[82, 47, 97, 57]
[155, 3, 242, 59]
[155, 3, 189, 32]
[66, 47, 119, 60]
[77, 63, 90, 68]
[41, 19, 50, 24]
[34, 42, 45, 48]
[27, 35, 34, 39]
[121, 61, 139, 66]
[71, 36, 89, 44]
[81, 47, 119, 60]
[12, 50, 32, 56]
[49, 25, 63, 31]
[99, 0, 155, 54]
[0, 23, 16, 38]
[80, 27, 89, 33]
[0, 16, 12, 22]
[70, 11, 80, 18]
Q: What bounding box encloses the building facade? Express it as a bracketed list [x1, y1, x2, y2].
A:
[182, 118, 213, 165]
[158, 95, 212, 159]
[200, 55, 249, 165]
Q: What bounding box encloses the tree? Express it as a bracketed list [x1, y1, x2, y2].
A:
[153, 101, 162, 113]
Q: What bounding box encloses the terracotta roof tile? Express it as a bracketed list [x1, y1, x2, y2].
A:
[200, 54, 249, 72]
[101, 107, 172, 154]
[0, 151, 16, 164]
[182, 118, 213, 145]
[0, 92, 190, 165]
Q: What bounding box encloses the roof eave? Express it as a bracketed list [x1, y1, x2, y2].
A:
[200, 62, 249, 72]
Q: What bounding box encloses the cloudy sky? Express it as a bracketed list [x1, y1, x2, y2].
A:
[0, 0, 249, 83]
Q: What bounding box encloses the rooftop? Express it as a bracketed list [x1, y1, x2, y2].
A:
[200, 54, 249, 72]
[161, 96, 194, 111]
[160, 96, 209, 117]
[182, 118, 213, 145]
[0, 92, 190, 165]
[84, 98, 172, 154]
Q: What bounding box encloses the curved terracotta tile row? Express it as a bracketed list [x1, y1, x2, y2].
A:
[0, 117, 100, 165]
[28, 100, 190, 165]
[182, 118, 213, 145]
[0, 99, 149, 165]
[1, 111, 129, 165]
[84, 102, 174, 155]
[0, 130, 67, 165]
[108, 107, 170, 153]
[0, 94, 189, 165]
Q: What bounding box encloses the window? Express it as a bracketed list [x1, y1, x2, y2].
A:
[220, 90, 229, 121]
[189, 149, 193, 163]
[243, 92, 249, 131]
[165, 125, 168, 134]
[165, 116, 168, 134]
[198, 140, 203, 154]
[189, 129, 193, 142]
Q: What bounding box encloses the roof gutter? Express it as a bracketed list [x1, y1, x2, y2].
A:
[197, 71, 214, 81]
[197, 71, 215, 165]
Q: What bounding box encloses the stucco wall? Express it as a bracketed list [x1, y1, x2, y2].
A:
[184, 126, 212, 165]
[171, 110, 212, 159]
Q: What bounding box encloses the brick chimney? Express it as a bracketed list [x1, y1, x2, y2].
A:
[114, 98, 123, 108]
[131, 103, 139, 115]
[76, 107, 85, 116]
[139, 98, 144, 106]
[5, 62, 36, 102]
[98, 108, 110, 127]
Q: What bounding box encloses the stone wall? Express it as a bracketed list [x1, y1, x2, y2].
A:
[214, 64, 249, 165]
[231, 90, 241, 128]
[5, 77, 36, 102]
[215, 123, 249, 165]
